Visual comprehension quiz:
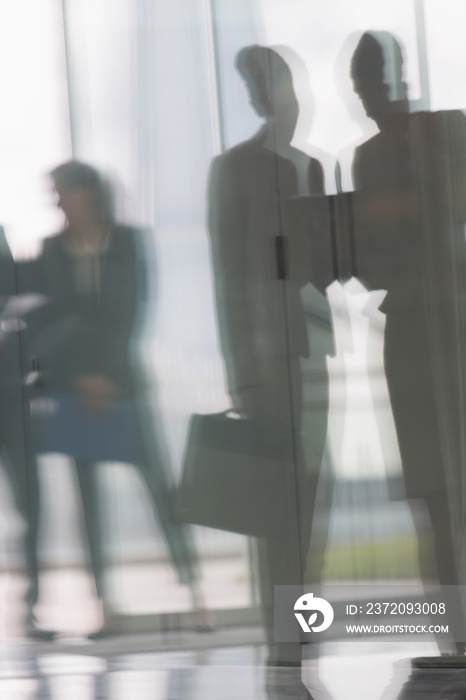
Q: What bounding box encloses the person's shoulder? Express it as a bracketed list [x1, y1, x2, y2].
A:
[110, 223, 152, 261]
[209, 143, 247, 190]
[110, 222, 145, 250]
[355, 131, 381, 154]
[212, 136, 264, 168]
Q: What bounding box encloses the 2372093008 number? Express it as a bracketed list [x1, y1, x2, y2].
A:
[364, 602, 446, 615]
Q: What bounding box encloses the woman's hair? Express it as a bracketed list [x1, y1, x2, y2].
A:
[50, 160, 114, 222]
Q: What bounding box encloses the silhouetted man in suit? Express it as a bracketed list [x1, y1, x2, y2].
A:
[209, 45, 334, 697]
[350, 31, 466, 653]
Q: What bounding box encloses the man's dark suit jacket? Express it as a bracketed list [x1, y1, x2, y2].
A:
[352, 110, 466, 498]
[208, 132, 334, 427]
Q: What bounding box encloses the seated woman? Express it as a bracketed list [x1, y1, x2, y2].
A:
[29, 160, 210, 636]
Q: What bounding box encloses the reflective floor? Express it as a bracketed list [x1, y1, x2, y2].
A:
[0, 637, 447, 700]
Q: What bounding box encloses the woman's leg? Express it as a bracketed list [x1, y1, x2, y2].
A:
[136, 453, 200, 586]
[75, 459, 106, 601]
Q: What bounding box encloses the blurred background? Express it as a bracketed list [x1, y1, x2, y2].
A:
[0, 1, 466, 698]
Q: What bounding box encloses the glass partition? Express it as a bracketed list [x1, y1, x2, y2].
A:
[2, 1, 466, 699]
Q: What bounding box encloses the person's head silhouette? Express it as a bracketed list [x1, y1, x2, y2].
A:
[236, 45, 299, 143]
[351, 31, 408, 126]
[50, 160, 114, 234]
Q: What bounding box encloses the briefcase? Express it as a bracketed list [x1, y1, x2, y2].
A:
[176, 411, 296, 538]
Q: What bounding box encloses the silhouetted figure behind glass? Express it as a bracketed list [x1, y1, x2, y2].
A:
[350, 31, 466, 653]
[208, 46, 334, 697]
[0, 229, 56, 640]
[28, 161, 208, 636]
